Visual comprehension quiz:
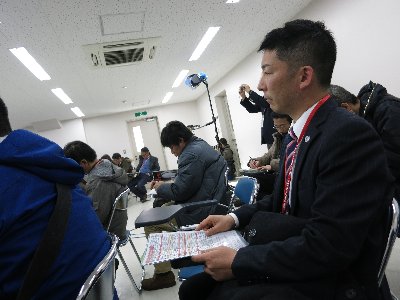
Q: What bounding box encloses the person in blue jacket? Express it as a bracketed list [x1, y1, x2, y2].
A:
[0, 97, 113, 299]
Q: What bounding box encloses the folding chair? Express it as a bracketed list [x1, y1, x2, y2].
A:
[223, 176, 259, 213]
[76, 234, 118, 300]
[107, 187, 145, 294]
[378, 198, 399, 299]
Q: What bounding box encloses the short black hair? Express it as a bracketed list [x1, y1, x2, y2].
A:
[219, 138, 228, 146]
[0, 97, 12, 137]
[64, 141, 97, 163]
[270, 112, 292, 123]
[258, 19, 336, 88]
[329, 85, 358, 105]
[160, 121, 194, 147]
[141, 147, 149, 153]
[112, 153, 122, 159]
[101, 154, 112, 161]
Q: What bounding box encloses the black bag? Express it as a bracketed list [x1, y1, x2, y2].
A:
[244, 211, 307, 245]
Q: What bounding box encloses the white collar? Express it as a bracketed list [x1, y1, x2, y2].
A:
[0, 135, 7, 143]
[291, 102, 319, 139]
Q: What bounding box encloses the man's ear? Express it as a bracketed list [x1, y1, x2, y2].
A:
[298, 66, 314, 90]
[340, 103, 353, 112]
[79, 159, 87, 167]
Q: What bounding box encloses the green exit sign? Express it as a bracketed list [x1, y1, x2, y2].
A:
[134, 111, 147, 117]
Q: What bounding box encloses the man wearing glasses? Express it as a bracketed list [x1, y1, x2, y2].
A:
[248, 112, 292, 172]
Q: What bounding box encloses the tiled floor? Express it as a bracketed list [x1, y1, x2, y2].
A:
[115, 194, 400, 300]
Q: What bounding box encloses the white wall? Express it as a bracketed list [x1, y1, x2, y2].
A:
[83, 101, 200, 170]
[38, 0, 400, 170]
[38, 119, 87, 147]
[193, 0, 400, 168]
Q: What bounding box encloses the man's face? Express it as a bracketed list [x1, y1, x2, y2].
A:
[257, 50, 298, 116]
[169, 141, 186, 157]
[273, 118, 291, 135]
[112, 157, 122, 165]
[141, 151, 150, 159]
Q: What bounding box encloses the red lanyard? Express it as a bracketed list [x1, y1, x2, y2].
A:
[281, 94, 331, 214]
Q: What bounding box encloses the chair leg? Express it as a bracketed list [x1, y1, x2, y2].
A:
[117, 248, 143, 294]
[128, 237, 145, 286]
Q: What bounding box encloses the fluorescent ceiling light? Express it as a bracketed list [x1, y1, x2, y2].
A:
[51, 88, 73, 104]
[9, 47, 51, 81]
[162, 92, 173, 104]
[189, 27, 221, 61]
[71, 107, 85, 117]
[226, 0, 240, 3]
[172, 69, 189, 88]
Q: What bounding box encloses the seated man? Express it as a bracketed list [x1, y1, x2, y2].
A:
[179, 19, 393, 300]
[0, 97, 112, 299]
[248, 112, 291, 172]
[142, 121, 227, 291]
[219, 138, 236, 180]
[330, 83, 400, 200]
[112, 152, 133, 173]
[128, 147, 160, 202]
[64, 141, 128, 240]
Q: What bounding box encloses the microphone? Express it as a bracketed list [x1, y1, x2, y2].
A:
[185, 72, 208, 89]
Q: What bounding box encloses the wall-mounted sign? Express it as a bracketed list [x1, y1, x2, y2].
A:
[134, 111, 148, 117]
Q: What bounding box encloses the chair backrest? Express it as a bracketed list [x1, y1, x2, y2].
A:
[106, 187, 130, 232]
[76, 234, 118, 300]
[378, 198, 399, 286]
[227, 176, 258, 212]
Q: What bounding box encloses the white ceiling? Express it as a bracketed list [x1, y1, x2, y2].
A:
[0, 0, 311, 130]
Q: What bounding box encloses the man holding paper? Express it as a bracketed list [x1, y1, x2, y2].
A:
[179, 19, 393, 300]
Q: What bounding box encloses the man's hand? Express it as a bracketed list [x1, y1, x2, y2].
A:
[239, 84, 251, 101]
[150, 180, 164, 190]
[192, 246, 236, 281]
[249, 159, 260, 169]
[196, 215, 235, 236]
[257, 165, 272, 171]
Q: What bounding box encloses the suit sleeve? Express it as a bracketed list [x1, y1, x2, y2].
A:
[232, 118, 392, 282]
[152, 157, 160, 171]
[240, 98, 262, 113]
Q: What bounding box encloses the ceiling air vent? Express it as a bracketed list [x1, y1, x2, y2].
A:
[83, 37, 159, 68]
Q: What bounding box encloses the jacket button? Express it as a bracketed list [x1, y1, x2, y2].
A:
[345, 288, 357, 299]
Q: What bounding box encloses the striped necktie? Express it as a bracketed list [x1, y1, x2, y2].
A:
[282, 127, 297, 213]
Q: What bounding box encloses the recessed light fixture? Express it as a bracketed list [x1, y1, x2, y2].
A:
[9, 47, 51, 81]
[51, 88, 73, 104]
[122, 100, 127, 104]
[172, 69, 189, 88]
[71, 107, 85, 117]
[189, 27, 220, 61]
[226, 0, 240, 3]
[162, 92, 173, 104]
[122, 86, 128, 89]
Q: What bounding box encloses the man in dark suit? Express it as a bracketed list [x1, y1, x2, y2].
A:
[128, 146, 160, 202]
[179, 19, 394, 300]
[239, 83, 275, 146]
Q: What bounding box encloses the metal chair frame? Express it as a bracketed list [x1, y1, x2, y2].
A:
[378, 198, 399, 287]
[225, 176, 259, 213]
[107, 187, 145, 294]
[76, 234, 118, 300]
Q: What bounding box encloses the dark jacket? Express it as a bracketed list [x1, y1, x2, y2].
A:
[240, 90, 275, 145]
[0, 130, 110, 299]
[358, 82, 400, 198]
[232, 98, 393, 299]
[86, 159, 129, 239]
[156, 136, 227, 225]
[135, 155, 160, 175]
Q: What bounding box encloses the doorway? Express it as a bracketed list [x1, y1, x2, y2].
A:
[127, 116, 167, 170]
[214, 91, 241, 173]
